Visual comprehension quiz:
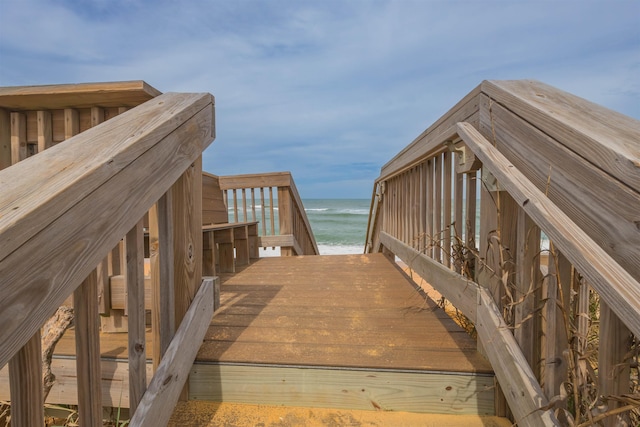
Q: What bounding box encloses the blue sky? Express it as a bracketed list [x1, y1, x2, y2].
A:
[1, 0, 638, 198]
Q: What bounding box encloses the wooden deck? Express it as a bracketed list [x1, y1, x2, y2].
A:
[2, 253, 495, 416]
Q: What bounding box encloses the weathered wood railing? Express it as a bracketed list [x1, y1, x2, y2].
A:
[366, 80, 640, 426]
[219, 172, 319, 256]
[0, 91, 215, 426]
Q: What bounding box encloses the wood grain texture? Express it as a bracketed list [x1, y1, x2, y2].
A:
[478, 94, 640, 284]
[8, 331, 44, 427]
[10, 112, 26, 164]
[379, 232, 478, 322]
[457, 122, 640, 338]
[150, 191, 176, 371]
[476, 288, 559, 426]
[481, 79, 640, 191]
[0, 93, 214, 368]
[218, 171, 292, 190]
[0, 109, 10, 170]
[0, 80, 161, 110]
[200, 254, 491, 374]
[129, 278, 214, 427]
[189, 364, 495, 415]
[74, 271, 102, 427]
[127, 220, 147, 413]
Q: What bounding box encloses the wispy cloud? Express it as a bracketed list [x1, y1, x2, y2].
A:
[1, 0, 638, 197]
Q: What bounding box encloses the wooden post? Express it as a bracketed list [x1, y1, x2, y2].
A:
[0, 108, 10, 170]
[36, 110, 52, 154]
[514, 209, 541, 373]
[10, 112, 26, 164]
[150, 190, 175, 371]
[434, 154, 442, 263]
[543, 249, 571, 401]
[74, 270, 102, 427]
[443, 151, 452, 268]
[64, 108, 79, 140]
[599, 301, 631, 427]
[278, 186, 294, 256]
[9, 331, 44, 427]
[127, 219, 147, 413]
[171, 157, 203, 400]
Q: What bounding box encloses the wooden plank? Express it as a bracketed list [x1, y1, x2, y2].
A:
[543, 250, 571, 400]
[478, 94, 640, 284]
[379, 232, 478, 322]
[150, 191, 175, 371]
[481, 79, 640, 191]
[457, 121, 640, 338]
[189, 364, 495, 415]
[0, 80, 161, 110]
[171, 156, 203, 400]
[0, 108, 10, 170]
[277, 187, 294, 256]
[258, 234, 302, 255]
[0, 93, 214, 368]
[73, 270, 102, 427]
[129, 278, 214, 427]
[218, 171, 291, 190]
[514, 209, 541, 372]
[476, 288, 559, 426]
[598, 301, 631, 427]
[443, 151, 452, 267]
[0, 358, 154, 408]
[8, 331, 44, 427]
[64, 108, 79, 139]
[10, 112, 26, 164]
[36, 110, 52, 153]
[127, 220, 147, 413]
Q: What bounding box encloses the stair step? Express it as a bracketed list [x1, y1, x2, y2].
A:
[169, 401, 513, 427]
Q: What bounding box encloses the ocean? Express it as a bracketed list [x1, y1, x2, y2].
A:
[303, 199, 371, 255]
[242, 198, 550, 256]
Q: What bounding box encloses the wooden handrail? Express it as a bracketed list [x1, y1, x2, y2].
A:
[456, 122, 640, 337]
[0, 91, 215, 424]
[366, 80, 640, 426]
[219, 172, 319, 255]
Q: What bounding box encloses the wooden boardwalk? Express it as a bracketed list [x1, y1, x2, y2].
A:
[191, 253, 495, 415]
[6, 253, 495, 416]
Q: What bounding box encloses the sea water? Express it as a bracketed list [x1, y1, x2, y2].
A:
[240, 198, 549, 256]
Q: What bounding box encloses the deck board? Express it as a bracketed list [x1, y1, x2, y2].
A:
[197, 253, 492, 373]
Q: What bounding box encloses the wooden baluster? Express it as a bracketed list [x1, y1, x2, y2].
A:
[64, 108, 79, 140]
[36, 110, 52, 154]
[514, 209, 541, 373]
[599, 301, 631, 427]
[232, 189, 238, 222]
[278, 186, 294, 256]
[9, 331, 44, 426]
[260, 187, 267, 237]
[453, 160, 464, 273]
[426, 160, 434, 258]
[269, 187, 275, 236]
[150, 191, 176, 371]
[434, 154, 443, 263]
[74, 270, 102, 427]
[465, 172, 477, 267]
[251, 188, 257, 222]
[10, 112, 26, 165]
[241, 188, 248, 222]
[543, 249, 571, 406]
[418, 163, 426, 252]
[127, 219, 147, 413]
[171, 157, 202, 400]
[443, 151, 452, 268]
[0, 108, 10, 170]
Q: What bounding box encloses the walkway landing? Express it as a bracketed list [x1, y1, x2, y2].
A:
[190, 253, 495, 415]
